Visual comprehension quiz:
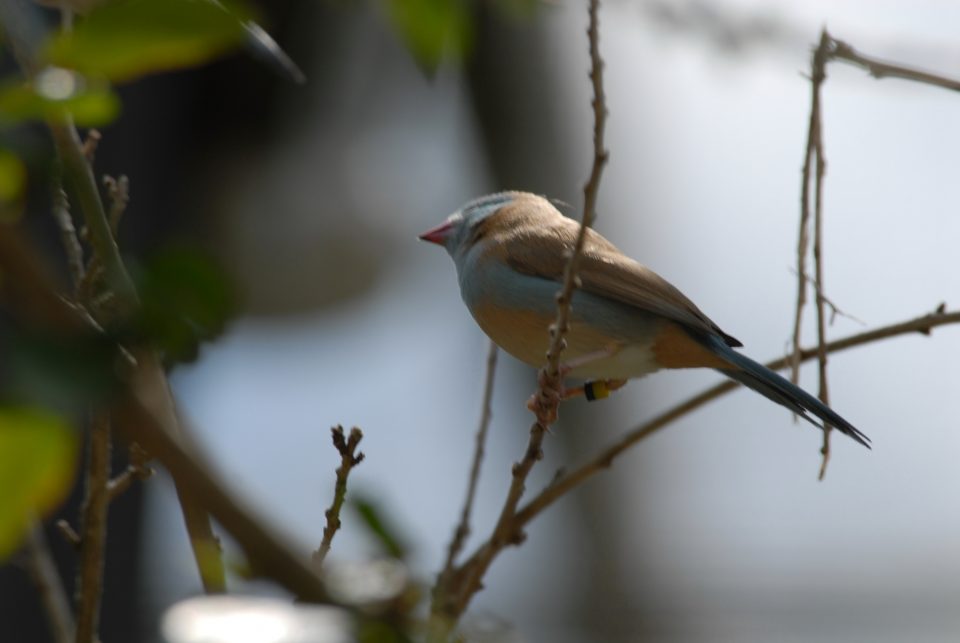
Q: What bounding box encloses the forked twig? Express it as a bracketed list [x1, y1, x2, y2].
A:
[312, 426, 365, 568]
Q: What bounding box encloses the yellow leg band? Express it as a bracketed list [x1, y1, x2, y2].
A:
[584, 380, 610, 402]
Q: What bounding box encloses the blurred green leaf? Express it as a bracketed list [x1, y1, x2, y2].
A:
[132, 248, 235, 365]
[494, 0, 540, 19]
[0, 149, 26, 222]
[5, 325, 121, 412]
[352, 495, 408, 560]
[44, 0, 252, 82]
[383, 0, 472, 72]
[0, 71, 120, 126]
[0, 406, 77, 560]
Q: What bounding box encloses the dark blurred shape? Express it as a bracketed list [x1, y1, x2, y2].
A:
[642, 0, 804, 55]
[130, 247, 235, 366]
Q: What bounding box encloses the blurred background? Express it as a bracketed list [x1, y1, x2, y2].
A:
[4, 0, 960, 641]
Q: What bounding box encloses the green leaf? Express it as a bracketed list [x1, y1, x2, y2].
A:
[352, 495, 408, 560]
[44, 0, 252, 82]
[0, 149, 26, 222]
[4, 324, 121, 413]
[0, 407, 78, 560]
[132, 248, 235, 365]
[383, 0, 473, 72]
[0, 71, 120, 126]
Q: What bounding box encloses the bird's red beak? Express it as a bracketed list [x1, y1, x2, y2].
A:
[418, 221, 454, 245]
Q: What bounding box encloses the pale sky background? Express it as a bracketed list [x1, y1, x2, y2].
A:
[145, 1, 960, 641]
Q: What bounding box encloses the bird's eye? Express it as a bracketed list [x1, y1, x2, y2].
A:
[468, 224, 487, 245]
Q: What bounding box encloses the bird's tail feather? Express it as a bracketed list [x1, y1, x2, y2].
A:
[706, 336, 871, 448]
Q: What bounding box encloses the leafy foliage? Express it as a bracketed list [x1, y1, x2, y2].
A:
[0, 71, 119, 126]
[0, 149, 26, 221]
[131, 248, 235, 365]
[3, 323, 121, 413]
[352, 495, 408, 560]
[44, 0, 253, 82]
[383, 0, 473, 72]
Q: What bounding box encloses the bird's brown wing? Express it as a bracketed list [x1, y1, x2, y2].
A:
[491, 202, 742, 347]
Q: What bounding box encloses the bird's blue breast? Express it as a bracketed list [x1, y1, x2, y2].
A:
[457, 247, 664, 376]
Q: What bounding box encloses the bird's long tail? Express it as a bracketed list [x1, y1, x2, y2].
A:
[705, 335, 871, 448]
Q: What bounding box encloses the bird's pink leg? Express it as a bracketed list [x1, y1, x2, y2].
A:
[526, 345, 622, 423]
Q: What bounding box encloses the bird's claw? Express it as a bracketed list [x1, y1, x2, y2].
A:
[528, 368, 567, 425]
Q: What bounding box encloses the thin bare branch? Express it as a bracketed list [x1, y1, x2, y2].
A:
[441, 341, 498, 574]
[24, 522, 74, 643]
[828, 38, 960, 92]
[102, 175, 129, 237]
[510, 305, 960, 528]
[810, 31, 833, 479]
[436, 0, 610, 627]
[55, 520, 81, 548]
[50, 166, 85, 291]
[80, 130, 101, 164]
[107, 443, 154, 502]
[791, 29, 829, 388]
[74, 411, 111, 643]
[0, 228, 332, 604]
[312, 425, 365, 569]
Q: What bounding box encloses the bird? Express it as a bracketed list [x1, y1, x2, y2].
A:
[418, 191, 870, 448]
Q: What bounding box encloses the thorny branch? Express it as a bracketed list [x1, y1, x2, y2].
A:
[791, 28, 960, 478]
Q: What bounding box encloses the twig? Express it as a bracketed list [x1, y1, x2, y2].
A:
[434, 341, 498, 610]
[112, 392, 333, 603]
[312, 425, 365, 568]
[102, 175, 129, 237]
[793, 29, 960, 477]
[535, 0, 610, 420]
[24, 521, 74, 643]
[790, 270, 863, 326]
[443, 341, 498, 571]
[790, 30, 829, 389]
[74, 411, 111, 643]
[437, 0, 610, 625]
[48, 121, 138, 313]
[107, 443, 154, 502]
[809, 30, 833, 479]
[50, 164, 85, 291]
[510, 305, 960, 528]
[828, 38, 960, 93]
[0, 228, 332, 603]
[81, 130, 101, 164]
[56, 520, 81, 548]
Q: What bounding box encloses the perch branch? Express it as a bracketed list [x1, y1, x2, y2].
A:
[512, 305, 960, 527]
[438, 0, 610, 625]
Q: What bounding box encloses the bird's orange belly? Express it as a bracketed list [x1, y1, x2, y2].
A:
[471, 301, 663, 380]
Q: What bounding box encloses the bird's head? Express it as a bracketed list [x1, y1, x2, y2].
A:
[418, 192, 524, 259]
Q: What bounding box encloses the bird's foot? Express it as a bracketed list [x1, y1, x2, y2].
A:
[526, 366, 571, 425]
